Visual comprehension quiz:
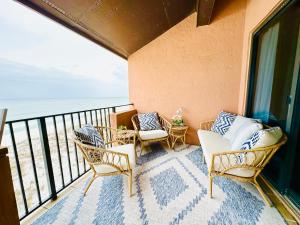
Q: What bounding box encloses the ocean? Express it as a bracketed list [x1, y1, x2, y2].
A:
[0, 97, 130, 121]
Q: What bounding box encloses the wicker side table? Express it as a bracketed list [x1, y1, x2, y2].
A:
[169, 125, 188, 149]
[115, 129, 137, 144]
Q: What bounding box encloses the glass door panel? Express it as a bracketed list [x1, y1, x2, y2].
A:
[247, 0, 300, 208]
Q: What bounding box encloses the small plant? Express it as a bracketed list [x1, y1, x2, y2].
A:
[172, 115, 184, 126]
[117, 125, 127, 130]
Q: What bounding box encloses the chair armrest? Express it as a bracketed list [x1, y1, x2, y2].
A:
[74, 140, 131, 171]
[199, 120, 215, 131]
[210, 146, 278, 176]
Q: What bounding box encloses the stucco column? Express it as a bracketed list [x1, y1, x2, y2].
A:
[0, 147, 20, 225]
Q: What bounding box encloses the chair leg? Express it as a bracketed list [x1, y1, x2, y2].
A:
[254, 179, 272, 207]
[209, 173, 213, 198]
[128, 170, 133, 197]
[84, 175, 96, 196]
[166, 138, 171, 149]
[140, 142, 144, 156]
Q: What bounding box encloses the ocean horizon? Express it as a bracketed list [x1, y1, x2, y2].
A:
[0, 97, 130, 121]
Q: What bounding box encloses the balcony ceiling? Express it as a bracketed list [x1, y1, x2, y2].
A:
[16, 0, 215, 59]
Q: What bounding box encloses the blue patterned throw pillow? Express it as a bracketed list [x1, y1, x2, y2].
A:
[240, 126, 282, 150]
[211, 111, 237, 135]
[138, 112, 162, 131]
[240, 131, 261, 150]
[237, 127, 283, 164]
[74, 124, 105, 148]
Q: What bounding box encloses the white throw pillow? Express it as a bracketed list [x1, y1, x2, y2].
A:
[231, 122, 263, 150]
[224, 115, 257, 143]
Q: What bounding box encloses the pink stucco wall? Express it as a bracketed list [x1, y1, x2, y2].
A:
[128, 0, 283, 144]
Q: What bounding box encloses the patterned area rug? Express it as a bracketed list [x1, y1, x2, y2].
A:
[31, 144, 286, 225]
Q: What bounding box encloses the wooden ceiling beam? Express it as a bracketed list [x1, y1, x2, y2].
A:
[196, 0, 215, 26]
[14, 0, 196, 58]
[15, 0, 128, 59]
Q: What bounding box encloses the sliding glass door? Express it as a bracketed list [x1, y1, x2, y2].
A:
[247, 0, 300, 209]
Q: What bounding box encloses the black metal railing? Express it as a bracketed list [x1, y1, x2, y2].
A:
[4, 103, 133, 220]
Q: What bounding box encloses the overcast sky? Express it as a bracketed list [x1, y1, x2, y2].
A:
[0, 0, 128, 99]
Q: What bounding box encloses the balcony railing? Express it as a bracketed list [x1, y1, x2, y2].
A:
[3, 103, 133, 220]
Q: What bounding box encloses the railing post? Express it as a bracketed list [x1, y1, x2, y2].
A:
[38, 118, 57, 200]
[112, 107, 116, 113]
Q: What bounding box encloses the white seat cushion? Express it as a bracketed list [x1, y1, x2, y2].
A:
[197, 130, 231, 165]
[139, 129, 168, 140]
[94, 144, 135, 173]
[197, 129, 255, 177]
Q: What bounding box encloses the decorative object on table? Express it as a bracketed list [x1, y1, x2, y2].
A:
[132, 113, 171, 153]
[197, 111, 287, 206]
[117, 125, 127, 131]
[74, 125, 136, 196]
[0, 109, 7, 146]
[169, 125, 188, 149]
[171, 107, 184, 126]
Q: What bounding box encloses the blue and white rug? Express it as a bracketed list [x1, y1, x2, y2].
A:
[31, 144, 286, 225]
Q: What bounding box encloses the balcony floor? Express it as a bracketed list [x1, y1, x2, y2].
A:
[22, 144, 293, 225]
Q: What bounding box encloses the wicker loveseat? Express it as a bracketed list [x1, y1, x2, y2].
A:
[198, 114, 287, 206]
[74, 126, 136, 196]
[131, 113, 171, 153]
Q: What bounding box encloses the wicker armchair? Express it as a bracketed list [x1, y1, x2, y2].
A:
[131, 113, 171, 153]
[199, 120, 287, 206]
[74, 126, 136, 196]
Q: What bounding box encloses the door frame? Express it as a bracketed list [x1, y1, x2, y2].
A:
[284, 66, 300, 209]
[246, 0, 300, 204]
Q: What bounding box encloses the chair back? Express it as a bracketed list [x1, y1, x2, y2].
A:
[73, 135, 105, 164]
[254, 133, 288, 168]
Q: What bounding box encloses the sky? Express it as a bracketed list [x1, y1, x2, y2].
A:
[0, 0, 128, 99]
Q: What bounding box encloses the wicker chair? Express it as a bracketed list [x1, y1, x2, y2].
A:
[199, 120, 287, 206]
[74, 126, 136, 196]
[131, 113, 171, 153]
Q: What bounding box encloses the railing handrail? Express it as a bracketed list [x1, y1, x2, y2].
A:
[5, 103, 133, 123]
